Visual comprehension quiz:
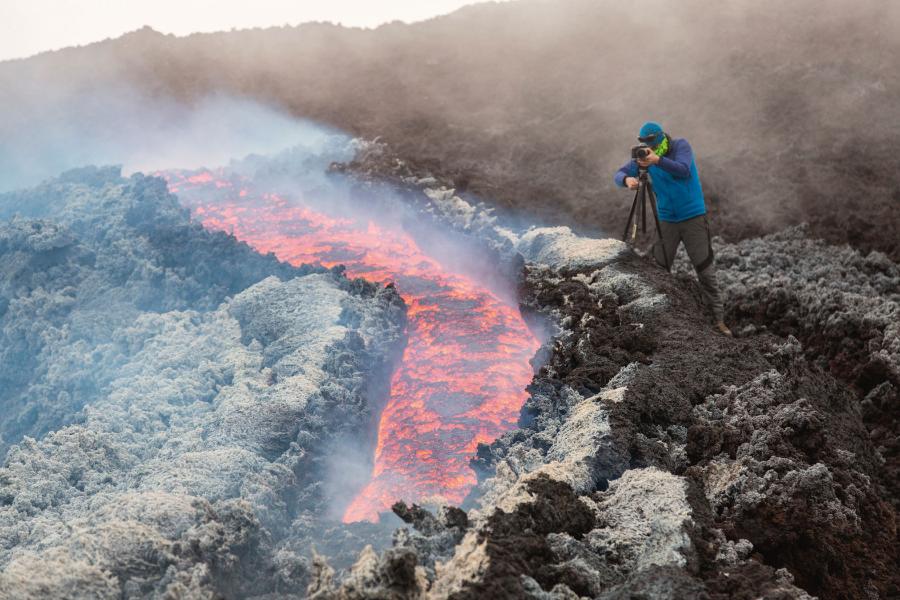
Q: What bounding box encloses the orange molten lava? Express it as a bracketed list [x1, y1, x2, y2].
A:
[164, 168, 539, 522]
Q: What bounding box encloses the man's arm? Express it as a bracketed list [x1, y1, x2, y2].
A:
[656, 139, 693, 179]
[614, 160, 638, 187]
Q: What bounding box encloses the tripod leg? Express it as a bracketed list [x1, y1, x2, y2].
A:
[647, 183, 670, 270]
[639, 182, 647, 234]
[622, 188, 640, 242]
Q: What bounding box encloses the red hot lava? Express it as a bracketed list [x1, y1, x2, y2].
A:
[165, 169, 539, 522]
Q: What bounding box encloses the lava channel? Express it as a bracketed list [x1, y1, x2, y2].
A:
[164, 168, 540, 522]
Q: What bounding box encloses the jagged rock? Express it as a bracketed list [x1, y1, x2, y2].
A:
[281, 188, 896, 600]
[687, 363, 896, 597]
[712, 225, 900, 524]
[308, 544, 426, 600]
[588, 468, 693, 576]
[515, 227, 624, 271]
[2, 157, 898, 600]
[0, 169, 406, 599]
[390, 503, 468, 573]
[0, 166, 310, 457]
[715, 225, 899, 386]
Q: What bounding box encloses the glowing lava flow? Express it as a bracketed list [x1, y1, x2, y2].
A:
[165, 169, 540, 522]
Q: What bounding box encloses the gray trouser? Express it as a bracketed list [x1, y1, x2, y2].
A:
[652, 214, 724, 321]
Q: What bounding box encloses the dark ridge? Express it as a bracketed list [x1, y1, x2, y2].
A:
[2, 0, 898, 259]
[463, 240, 897, 599]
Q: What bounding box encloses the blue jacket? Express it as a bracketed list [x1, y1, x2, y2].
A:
[614, 137, 706, 223]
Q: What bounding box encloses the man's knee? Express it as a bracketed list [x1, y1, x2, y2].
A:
[695, 254, 716, 278]
[694, 249, 714, 273]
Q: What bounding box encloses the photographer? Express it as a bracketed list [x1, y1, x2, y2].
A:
[614, 121, 732, 336]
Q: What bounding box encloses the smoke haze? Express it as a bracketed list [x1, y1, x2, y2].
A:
[0, 88, 339, 191]
[2, 0, 897, 255]
[1, 3, 899, 597]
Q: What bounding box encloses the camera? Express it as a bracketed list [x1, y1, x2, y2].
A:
[631, 143, 651, 160]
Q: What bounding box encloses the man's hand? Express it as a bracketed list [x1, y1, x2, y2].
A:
[636, 151, 660, 167]
[624, 176, 639, 190]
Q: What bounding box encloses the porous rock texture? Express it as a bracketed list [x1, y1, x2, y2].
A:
[714, 226, 899, 512]
[308, 168, 898, 599]
[0, 168, 406, 599]
[1, 159, 897, 599]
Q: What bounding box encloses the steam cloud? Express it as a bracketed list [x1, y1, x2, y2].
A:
[0, 88, 340, 192]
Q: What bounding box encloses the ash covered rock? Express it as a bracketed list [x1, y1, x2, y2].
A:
[686, 362, 896, 597]
[503, 226, 896, 598]
[322, 210, 896, 598]
[514, 227, 624, 272]
[714, 224, 899, 388]
[390, 502, 468, 572]
[493, 229, 896, 598]
[708, 225, 900, 524]
[0, 168, 406, 598]
[0, 166, 308, 457]
[701, 226, 900, 596]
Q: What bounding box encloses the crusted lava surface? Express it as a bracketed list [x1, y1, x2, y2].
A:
[306, 166, 898, 599]
[0, 154, 896, 598]
[0, 168, 408, 599]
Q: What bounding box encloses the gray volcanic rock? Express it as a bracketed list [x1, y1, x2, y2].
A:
[0, 166, 309, 457]
[710, 225, 899, 516]
[305, 181, 896, 599]
[2, 158, 897, 599]
[714, 225, 899, 388]
[0, 169, 406, 599]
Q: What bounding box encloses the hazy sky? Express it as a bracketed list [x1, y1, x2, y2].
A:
[0, 0, 509, 62]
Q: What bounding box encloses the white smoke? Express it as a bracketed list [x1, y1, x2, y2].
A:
[0, 88, 342, 191]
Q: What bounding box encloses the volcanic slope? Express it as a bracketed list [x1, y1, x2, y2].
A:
[304, 169, 898, 600]
[0, 167, 405, 599]
[2, 0, 899, 261]
[0, 157, 896, 599]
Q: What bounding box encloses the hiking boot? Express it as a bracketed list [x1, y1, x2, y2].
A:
[715, 321, 733, 337]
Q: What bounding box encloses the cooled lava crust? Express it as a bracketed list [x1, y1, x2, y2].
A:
[305, 157, 899, 600]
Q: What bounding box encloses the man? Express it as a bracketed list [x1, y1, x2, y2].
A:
[614, 121, 732, 336]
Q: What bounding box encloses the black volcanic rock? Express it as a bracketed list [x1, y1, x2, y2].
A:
[712, 226, 899, 519]
[305, 183, 897, 599]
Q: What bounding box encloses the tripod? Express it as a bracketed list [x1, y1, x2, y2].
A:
[622, 167, 670, 270]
